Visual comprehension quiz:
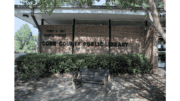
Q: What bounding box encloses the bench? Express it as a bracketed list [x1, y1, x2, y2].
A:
[72, 68, 111, 90]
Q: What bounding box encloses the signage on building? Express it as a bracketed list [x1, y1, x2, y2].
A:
[43, 33, 129, 47]
[42, 41, 128, 47]
[44, 34, 66, 37]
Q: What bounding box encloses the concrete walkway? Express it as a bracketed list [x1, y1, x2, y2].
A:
[15, 73, 166, 101]
[158, 68, 166, 78]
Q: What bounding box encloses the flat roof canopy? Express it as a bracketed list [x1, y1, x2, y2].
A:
[14, 5, 166, 27]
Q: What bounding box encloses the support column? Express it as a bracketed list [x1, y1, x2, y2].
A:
[109, 20, 111, 54]
[72, 19, 75, 54]
[38, 19, 44, 53]
[31, 8, 41, 53]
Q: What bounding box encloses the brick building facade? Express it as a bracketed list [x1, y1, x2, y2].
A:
[39, 25, 159, 74]
[40, 25, 145, 55]
[15, 5, 166, 74]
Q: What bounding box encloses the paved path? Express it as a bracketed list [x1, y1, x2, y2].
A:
[158, 68, 166, 78]
[15, 72, 166, 101]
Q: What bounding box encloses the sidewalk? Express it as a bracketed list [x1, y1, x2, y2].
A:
[15, 73, 166, 101]
[158, 68, 166, 78]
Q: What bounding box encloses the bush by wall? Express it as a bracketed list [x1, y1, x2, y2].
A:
[15, 53, 150, 80]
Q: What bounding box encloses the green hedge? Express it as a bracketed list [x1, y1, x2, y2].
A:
[15, 53, 151, 80]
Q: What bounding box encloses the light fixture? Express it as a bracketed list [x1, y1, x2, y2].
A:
[23, 14, 29, 18]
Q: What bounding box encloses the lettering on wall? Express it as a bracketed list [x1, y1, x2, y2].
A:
[44, 34, 66, 37]
[42, 41, 129, 47]
[46, 30, 54, 32]
[42, 41, 56, 46]
[46, 30, 65, 33]
[42, 33, 134, 47]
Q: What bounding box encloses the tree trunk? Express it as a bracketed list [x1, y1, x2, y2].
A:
[148, 0, 166, 42]
[163, 0, 166, 11]
[136, 0, 166, 42]
[20, 45, 24, 50]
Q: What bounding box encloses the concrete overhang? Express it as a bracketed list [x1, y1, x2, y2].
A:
[14, 5, 166, 27]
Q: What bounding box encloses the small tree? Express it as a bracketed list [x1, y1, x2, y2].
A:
[27, 35, 37, 50]
[15, 24, 36, 51]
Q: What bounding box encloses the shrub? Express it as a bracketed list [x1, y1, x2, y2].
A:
[15, 53, 151, 80]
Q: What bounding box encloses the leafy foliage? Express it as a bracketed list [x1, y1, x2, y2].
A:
[15, 24, 36, 51]
[21, 0, 164, 16]
[15, 53, 150, 80]
[20, 0, 166, 42]
[27, 35, 37, 50]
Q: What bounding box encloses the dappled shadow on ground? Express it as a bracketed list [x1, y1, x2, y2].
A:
[59, 82, 119, 101]
[15, 72, 166, 101]
[15, 72, 71, 101]
[116, 74, 166, 101]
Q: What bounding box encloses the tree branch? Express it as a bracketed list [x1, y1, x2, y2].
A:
[17, 36, 23, 42]
[135, 0, 154, 24]
[136, 0, 166, 42]
[163, 0, 166, 11]
[69, 0, 73, 5]
[148, 0, 166, 42]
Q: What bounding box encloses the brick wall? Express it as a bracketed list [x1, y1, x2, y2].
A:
[39, 25, 158, 74]
[40, 25, 72, 54]
[74, 25, 109, 54]
[40, 25, 145, 55]
[111, 26, 145, 55]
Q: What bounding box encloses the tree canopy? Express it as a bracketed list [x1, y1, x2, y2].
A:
[20, 0, 166, 42]
[21, 0, 164, 15]
[15, 24, 37, 51]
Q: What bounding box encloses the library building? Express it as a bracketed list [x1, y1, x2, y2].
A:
[15, 5, 166, 73]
